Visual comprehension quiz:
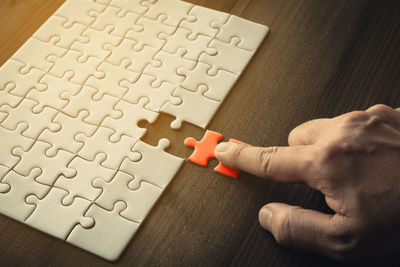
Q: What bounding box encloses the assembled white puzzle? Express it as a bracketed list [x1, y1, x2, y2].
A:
[0, 0, 268, 260]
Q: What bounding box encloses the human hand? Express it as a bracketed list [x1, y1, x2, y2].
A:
[215, 104, 400, 263]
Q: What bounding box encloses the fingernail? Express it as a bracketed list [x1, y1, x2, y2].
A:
[215, 142, 233, 152]
[259, 207, 273, 231]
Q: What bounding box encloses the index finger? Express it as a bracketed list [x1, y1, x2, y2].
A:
[215, 143, 315, 185]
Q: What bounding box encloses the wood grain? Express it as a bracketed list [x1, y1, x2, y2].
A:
[1, 0, 400, 266]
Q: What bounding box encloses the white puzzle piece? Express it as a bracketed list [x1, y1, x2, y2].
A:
[12, 140, 76, 186]
[47, 50, 105, 84]
[86, 60, 140, 100]
[75, 126, 141, 170]
[11, 38, 66, 73]
[0, 60, 45, 98]
[54, 154, 115, 205]
[90, 6, 142, 37]
[0, 83, 23, 109]
[161, 86, 221, 129]
[161, 27, 216, 61]
[0, 0, 268, 260]
[125, 16, 176, 50]
[180, 5, 229, 39]
[0, 169, 50, 222]
[101, 98, 159, 142]
[120, 138, 184, 189]
[37, 111, 97, 156]
[141, 0, 194, 27]
[25, 72, 82, 113]
[54, 0, 106, 27]
[106, 38, 159, 73]
[26, 187, 94, 239]
[93, 171, 163, 222]
[33, 16, 88, 49]
[67, 202, 140, 261]
[199, 38, 255, 75]
[120, 74, 181, 112]
[108, 0, 148, 17]
[71, 26, 123, 61]
[0, 165, 10, 181]
[178, 61, 238, 101]
[215, 15, 269, 51]
[0, 123, 34, 169]
[0, 98, 60, 139]
[143, 49, 196, 87]
[60, 85, 121, 125]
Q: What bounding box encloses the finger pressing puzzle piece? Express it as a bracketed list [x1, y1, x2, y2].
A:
[214, 139, 249, 178]
[185, 131, 249, 178]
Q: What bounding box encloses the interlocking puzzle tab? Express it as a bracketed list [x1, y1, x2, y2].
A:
[184, 130, 249, 178]
[0, 0, 268, 261]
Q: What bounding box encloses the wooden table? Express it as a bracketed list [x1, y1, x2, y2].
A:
[1, 0, 399, 266]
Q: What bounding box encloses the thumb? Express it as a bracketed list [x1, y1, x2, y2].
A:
[259, 203, 352, 261]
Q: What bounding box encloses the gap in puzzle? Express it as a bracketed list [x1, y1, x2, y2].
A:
[0, 0, 268, 260]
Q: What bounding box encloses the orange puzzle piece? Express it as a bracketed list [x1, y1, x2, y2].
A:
[184, 130, 223, 166]
[184, 130, 248, 178]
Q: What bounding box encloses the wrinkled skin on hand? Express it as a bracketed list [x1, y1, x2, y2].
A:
[215, 104, 400, 264]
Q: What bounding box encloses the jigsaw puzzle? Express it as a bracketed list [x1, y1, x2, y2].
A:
[0, 0, 268, 261]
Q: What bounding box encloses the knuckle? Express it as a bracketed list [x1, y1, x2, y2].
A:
[317, 114, 386, 163]
[316, 142, 344, 163]
[287, 119, 319, 144]
[365, 114, 384, 128]
[315, 141, 359, 177]
[331, 240, 358, 261]
[288, 125, 299, 137]
[367, 104, 391, 113]
[340, 110, 385, 130]
[257, 146, 279, 177]
[273, 206, 301, 247]
[288, 127, 298, 145]
[327, 220, 360, 261]
[340, 111, 370, 124]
